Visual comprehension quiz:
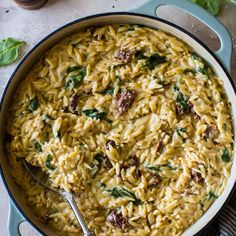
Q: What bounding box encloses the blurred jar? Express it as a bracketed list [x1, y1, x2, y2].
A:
[13, 0, 48, 10]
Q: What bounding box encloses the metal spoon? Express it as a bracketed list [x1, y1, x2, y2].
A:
[23, 159, 95, 236]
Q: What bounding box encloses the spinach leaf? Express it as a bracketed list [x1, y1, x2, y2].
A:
[0, 38, 25, 67]
[208, 191, 218, 200]
[42, 114, 54, 126]
[43, 114, 54, 121]
[144, 54, 166, 70]
[176, 92, 190, 112]
[223, 123, 227, 131]
[163, 162, 178, 171]
[191, 0, 221, 16]
[197, 64, 209, 75]
[67, 66, 81, 73]
[34, 141, 42, 153]
[28, 97, 39, 112]
[44, 131, 49, 143]
[65, 67, 86, 89]
[136, 51, 146, 60]
[82, 109, 107, 120]
[173, 83, 179, 92]
[176, 127, 186, 136]
[100, 183, 106, 189]
[221, 148, 230, 162]
[45, 154, 55, 170]
[183, 68, 196, 74]
[101, 87, 114, 95]
[107, 187, 141, 205]
[91, 153, 103, 178]
[145, 163, 177, 172]
[191, 52, 210, 76]
[115, 75, 121, 81]
[191, 52, 200, 60]
[145, 164, 161, 173]
[55, 131, 61, 139]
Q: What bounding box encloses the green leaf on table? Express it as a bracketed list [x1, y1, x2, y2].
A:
[0, 38, 25, 67]
[191, 0, 221, 16]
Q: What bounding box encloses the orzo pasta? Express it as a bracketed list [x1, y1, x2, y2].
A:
[5, 24, 234, 236]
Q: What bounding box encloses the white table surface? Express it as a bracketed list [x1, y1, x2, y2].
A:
[0, 0, 235, 235]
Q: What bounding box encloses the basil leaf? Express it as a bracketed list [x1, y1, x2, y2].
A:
[221, 148, 230, 162]
[107, 187, 141, 205]
[82, 109, 107, 120]
[34, 141, 42, 153]
[191, 0, 221, 16]
[144, 54, 166, 70]
[45, 154, 55, 170]
[28, 97, 39, 112]
[0, 38, 25, 67]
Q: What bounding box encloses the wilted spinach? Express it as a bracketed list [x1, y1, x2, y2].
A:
[145, 163, 177, 173]
[176, 92, 190, 112]
[28, 97, 39, 112]
[221, 148, 230, 162]
[208, 191, 218, 200]
[101, 87, 114, 95]
[82, 109, 107, 120]
[176, 127, 186, 136]
[144, 54, 166, 70]
[90, 153, 103, 178]
[34, 141, 42, 153]
[107, 187, 141, 205]
[45, 154, 55, 170]
[65, 67, 86, 89]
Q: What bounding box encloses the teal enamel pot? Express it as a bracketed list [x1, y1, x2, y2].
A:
[0, 0, 235, 235]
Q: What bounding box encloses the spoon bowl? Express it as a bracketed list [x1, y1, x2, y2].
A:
[23, 160, 95, 236]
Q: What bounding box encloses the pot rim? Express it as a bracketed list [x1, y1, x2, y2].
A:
[0, 12, 235, 236]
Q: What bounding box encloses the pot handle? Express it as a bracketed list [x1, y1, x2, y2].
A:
[8, 200, 25, 236]
[130, 0, 232, 72]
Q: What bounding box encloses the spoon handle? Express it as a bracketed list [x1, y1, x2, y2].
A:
[61, 191, 95, 236]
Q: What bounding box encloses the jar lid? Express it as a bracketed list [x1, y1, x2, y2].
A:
[14, 0, 48, 10]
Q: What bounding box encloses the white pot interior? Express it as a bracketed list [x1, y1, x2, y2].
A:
[0, 14, 235, 236]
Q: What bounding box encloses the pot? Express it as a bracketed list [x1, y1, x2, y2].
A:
[1, 0, 235, 235]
